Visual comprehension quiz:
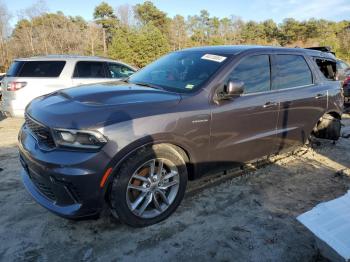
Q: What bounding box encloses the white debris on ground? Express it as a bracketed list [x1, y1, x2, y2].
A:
[298, 191, 350, 262]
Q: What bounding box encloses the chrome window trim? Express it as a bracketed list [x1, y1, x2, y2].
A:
[241, 83, 316, 97]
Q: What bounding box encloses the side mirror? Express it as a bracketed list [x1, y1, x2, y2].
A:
[224, 80, 244, 97]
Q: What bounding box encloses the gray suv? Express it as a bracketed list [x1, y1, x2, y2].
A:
[18, 46, 343, 227]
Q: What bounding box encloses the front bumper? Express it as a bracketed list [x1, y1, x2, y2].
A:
[18, 125, 113, 219]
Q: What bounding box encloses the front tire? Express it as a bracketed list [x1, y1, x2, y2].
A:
[109, 144, 188, 227]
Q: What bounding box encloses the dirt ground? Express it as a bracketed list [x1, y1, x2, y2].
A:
[1, 114, 350, 262]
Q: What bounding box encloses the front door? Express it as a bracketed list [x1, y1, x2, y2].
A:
[71, 61, 111, 86]
[210, 54, 279, 165]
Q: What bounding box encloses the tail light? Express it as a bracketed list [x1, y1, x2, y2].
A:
[344, 76, 350, 87]
[6, 81, 27, 91]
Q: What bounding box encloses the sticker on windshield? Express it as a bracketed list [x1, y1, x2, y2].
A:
[185, 84, 194, 89]
[201, 54, 227, 63]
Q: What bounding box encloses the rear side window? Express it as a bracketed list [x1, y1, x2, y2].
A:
[7, 61, 66, 77]
[6, 61, 23, 77]
[107, 63, 135, 78]
[73, 61, 107, 78]
[275, 55, 313, 89]
[229, 55, 271, 94]
[315, 58, 336, 80]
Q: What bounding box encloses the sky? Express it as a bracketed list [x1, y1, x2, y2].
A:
[5, 0, 350, 26]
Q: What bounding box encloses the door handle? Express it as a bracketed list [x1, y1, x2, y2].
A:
[263, 102, 278, 108]
[315, 93, 326, 99]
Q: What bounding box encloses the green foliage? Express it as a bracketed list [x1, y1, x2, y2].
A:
[93, 1, 119, 47]
[93, 2, 115, 21]
[134, 24, 170, 67]
[241, 21, 266, 43]
[134, 1, 170, 35]
[93, 1, 118, 30]
[262, 19, 279, 42]
[279, 18, 304, 44]
[108, 27, 136, 64]
[109, 24, 170, 68]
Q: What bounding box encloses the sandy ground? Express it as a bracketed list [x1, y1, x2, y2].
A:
[1, 114, 350, 262]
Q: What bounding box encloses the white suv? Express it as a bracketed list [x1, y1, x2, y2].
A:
[0, 55, 137, 117]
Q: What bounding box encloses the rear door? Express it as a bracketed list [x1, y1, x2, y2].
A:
[71, 61, 111, 86]
[273, 53, 327, 152]
[210, 54, 279, 164]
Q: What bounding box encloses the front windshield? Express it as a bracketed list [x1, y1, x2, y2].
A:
[129, 51, 231, 93]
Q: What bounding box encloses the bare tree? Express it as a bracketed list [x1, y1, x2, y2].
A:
[116, 4, 135, 27]
[0, 1, 11, 70]
[16, 0, 48, 55]
[169, 15, 187, 50]
[86, 23, 102, 56]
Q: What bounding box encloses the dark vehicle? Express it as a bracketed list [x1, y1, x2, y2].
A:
[334, 58, 350, 105]
[343, 72, 350, 105]
[336, 59, 350, 81]
[18, 46, 343, 227]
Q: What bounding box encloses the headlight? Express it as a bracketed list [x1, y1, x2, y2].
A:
[52, 128, 107, 149]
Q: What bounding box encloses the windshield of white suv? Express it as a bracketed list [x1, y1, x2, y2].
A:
[128, 51, 231, 93]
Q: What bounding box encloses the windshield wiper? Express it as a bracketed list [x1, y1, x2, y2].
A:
[131, 81, 165, 90]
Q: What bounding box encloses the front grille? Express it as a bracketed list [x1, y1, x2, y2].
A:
[29, 170, 56, 201]
[25, 114, 55, 148]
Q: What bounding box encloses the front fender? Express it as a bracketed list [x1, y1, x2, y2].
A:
[99, 113, 211, 187]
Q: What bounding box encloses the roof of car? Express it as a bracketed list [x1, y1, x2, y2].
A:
[14, 55, 136, 66]
[180, 45, 337, 60]
[181, 45, 274, 54]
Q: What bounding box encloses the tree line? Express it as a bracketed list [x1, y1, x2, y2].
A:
[0, 0, 349, 71]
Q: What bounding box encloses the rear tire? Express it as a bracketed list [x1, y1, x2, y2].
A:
[109, 144, 188, 227]
[313, 113, 341, 140]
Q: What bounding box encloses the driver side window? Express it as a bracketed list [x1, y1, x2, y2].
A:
[107, 63, 135, 78]
[228, 55, 271, 94]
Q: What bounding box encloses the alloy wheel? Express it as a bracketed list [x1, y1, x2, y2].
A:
[126, 158, 180, 219]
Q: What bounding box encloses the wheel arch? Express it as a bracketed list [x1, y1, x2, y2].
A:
[312, 110, 342, 140]
[325, 110, 342, 120]
[103, 136, 197, 198]
[313, 110, 342, 131]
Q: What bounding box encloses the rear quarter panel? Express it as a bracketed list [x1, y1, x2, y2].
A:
[327, 80, 344, 115]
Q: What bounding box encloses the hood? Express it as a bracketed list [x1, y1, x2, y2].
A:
[26, 82, 181, 129]
[60, 82, 178, 106]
